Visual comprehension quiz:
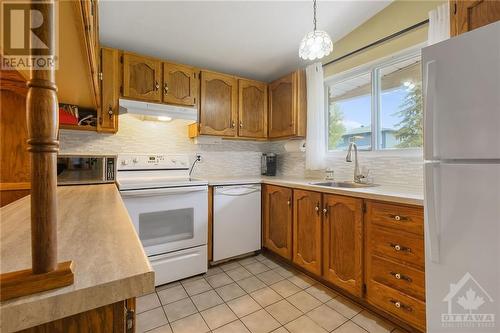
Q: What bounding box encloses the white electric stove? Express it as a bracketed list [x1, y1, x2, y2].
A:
[117, 154, 208, 286]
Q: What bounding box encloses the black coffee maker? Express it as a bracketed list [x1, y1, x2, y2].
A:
[261, 153, 277, 176]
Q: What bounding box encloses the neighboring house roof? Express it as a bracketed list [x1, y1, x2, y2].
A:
[343, 127, 396, 136]
[443, 272, 494, 302]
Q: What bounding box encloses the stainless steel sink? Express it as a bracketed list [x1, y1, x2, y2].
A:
[310, 181, 378, 188]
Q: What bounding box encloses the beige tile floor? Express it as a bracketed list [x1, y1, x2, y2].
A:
[136, 253, 409, 333]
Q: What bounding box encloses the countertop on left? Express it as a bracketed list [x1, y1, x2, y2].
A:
[0, 184, 155, 333]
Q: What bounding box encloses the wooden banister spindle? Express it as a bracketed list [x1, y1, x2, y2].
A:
[26, 0, 59, 274]
[0, 0, 74, 302]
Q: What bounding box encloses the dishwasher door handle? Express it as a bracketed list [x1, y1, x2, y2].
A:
[215, 185, 261, 196]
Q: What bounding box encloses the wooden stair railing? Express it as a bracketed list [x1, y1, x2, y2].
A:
[0, 0, 74, 301]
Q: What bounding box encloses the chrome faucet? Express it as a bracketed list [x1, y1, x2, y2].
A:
[346, 142, 364, 183]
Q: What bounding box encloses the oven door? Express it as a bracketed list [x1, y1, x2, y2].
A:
[120, 186, 208, 257]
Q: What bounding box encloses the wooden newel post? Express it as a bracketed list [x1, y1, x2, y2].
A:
[0, 0, 74, 301]
[27, 0, 59, 274]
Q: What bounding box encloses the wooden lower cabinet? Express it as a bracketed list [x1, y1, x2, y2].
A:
[365, 201, 426, 331]
[263, 185, 293, 260]
[322, 194, 363, 297]
[293, 190, 322, 276]
[17, 298, 136, 333]
[263, 187, 426, 332]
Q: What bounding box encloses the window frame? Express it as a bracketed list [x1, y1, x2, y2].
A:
[324, 45, 425, 155]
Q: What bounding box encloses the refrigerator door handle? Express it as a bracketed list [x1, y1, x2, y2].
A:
[424, 60, 437, 160]
[424, 162, 440, 263]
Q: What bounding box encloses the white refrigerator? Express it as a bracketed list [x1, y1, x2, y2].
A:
[423, 22, 500, 332]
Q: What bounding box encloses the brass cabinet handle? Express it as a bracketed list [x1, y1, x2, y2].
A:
[155, 81, 160, 91]
[231, 121, 236, 128]
[390, 243, 411, 253]
[323, 207, 328, 216]
[389, 214, 409, 222]
[287, 198, 291, 206]
[315, 202, 320, 214]
[108, 106, 113, 119]
[389, 271, 412, 282]
[239, 120, 243, 128]
[390, 299, 413, 312]
[164, 83, 169, 95]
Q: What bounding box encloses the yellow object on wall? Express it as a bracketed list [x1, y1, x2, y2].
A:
[323, 0, 446, 77]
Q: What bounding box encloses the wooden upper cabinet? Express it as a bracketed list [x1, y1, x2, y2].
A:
[123, 53, 162, 102]
[238, 79, 268, 138]
[99, 48, 119, 133]
[268, 69, 306, 139]
[263, 185, 293, 260]
[163, 62, 198, 106]
[450, 0, 500, 36]
[293, 189, 322, 276]
[199, 71, 238, 136]
[322, 194, 363, 297]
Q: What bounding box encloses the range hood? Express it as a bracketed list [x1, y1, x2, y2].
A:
[119, 99, 198, 121]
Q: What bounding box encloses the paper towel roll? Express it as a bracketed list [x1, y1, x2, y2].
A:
[284, 139, 306, 152]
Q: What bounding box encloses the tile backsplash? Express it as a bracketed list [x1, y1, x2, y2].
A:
[59, 114, 423, 190]
[59, 115, 268, 178]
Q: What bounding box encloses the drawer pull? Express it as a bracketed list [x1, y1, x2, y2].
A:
[390, 243, 411, 253]
[390, 271, 412, 282]
[390, 299, 413, 312]
[389, 214, 409, 222]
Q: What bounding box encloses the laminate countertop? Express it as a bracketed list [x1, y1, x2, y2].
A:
[0, 184, 154, 333]
[207, 176, 423, 206]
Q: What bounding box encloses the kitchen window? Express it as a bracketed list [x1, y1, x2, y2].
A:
[325, 51, 422, 152]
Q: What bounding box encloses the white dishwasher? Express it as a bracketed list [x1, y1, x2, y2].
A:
[213, 184, 261, 262]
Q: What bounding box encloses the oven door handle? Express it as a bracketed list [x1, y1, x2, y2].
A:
[120, 186, 208, 197]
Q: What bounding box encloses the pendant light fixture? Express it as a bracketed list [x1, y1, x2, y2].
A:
[299, 0, 333, 60]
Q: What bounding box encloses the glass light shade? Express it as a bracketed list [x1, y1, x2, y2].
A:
[299, 30, 333, 60]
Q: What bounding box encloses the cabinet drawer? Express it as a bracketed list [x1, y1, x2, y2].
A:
[370, 255, 425, 301]
[367, 281, 426, 331]
[370, 202, 423, 235]
[370, 227, 424, 269]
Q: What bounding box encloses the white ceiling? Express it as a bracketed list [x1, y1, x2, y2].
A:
[99, 1, 391, 82]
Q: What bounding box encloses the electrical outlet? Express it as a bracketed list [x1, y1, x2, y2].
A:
[195, 154, 202, 162]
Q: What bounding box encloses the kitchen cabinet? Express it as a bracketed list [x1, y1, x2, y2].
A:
[0, 70, 30, 207]
[199, 71, 238, 136]
[238, 79, 268, 138]
[75, 0, 100, 109]
[263, 185, 293, 260]
[365, 201, 425, 331]
[18, 298, 136, 333]
[293, 190, 322, 276]
[268, 69, 306, 139]
[450, 0, 500, 36]
[163, 62, 198, 106]
[322, 194, 363, 297]
[123, 52, 162, 102]
[99, 47, 120, 133]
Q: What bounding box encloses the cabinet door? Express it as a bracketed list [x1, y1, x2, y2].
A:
[293, 190, 322, 275]
[238, 79, 267, 138]
[268, 72, 294, 138]
[163, 62, 198, 106]
[322, 194, 363, 297]
[263, 185, 293, 260]
[268, 70, 306, 139]
[450, 0, 500, 36]
[199, 71, 238, 136]
[123, 53, 162, 102]
[99, 48, 119, 133]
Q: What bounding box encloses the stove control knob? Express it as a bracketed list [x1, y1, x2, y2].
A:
[121, 160, 128, 166]
[132, 158, 138, 163]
